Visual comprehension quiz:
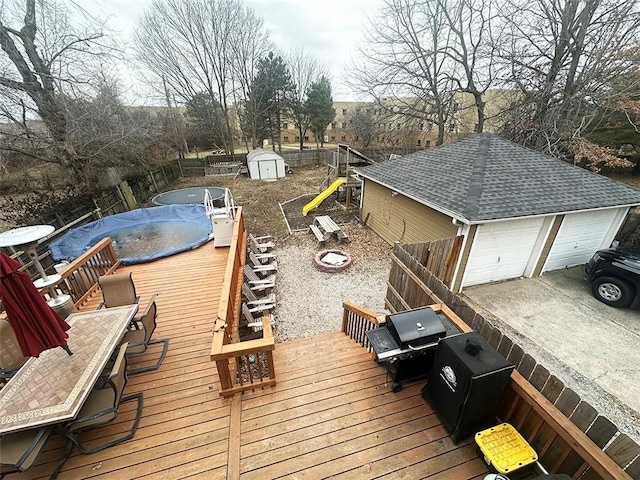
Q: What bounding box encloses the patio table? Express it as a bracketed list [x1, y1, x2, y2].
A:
[0, 304, 138, 434]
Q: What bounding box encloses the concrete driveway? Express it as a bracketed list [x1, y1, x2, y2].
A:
[462, 266, 640, 439]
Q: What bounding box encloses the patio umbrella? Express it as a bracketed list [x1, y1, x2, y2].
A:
[0, 252, 71, 357]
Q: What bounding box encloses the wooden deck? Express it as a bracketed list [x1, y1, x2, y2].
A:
[14, 243, 488, 479]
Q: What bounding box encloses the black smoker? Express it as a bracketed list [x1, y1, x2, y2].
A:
[366, 307, 457, 392]
[423, 331, 514, 442]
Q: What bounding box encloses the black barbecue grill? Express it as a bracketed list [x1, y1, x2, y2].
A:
[366, 307, 459, 392]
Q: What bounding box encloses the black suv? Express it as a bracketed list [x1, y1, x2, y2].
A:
[585, 247, 640, 308]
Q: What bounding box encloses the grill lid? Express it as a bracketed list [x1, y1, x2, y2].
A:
[386, 307, 446, 349]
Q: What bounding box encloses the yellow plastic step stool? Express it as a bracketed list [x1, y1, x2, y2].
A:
[475, 423, 538, 475]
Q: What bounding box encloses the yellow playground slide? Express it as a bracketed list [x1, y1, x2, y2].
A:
[302, 178, 346, 216]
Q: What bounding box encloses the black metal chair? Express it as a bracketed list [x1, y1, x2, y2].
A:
[61, 343, 143, 458]
[0, 426, 54, 476]
[121, 295, 169, 375]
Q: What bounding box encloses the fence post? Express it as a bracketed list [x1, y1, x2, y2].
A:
[148, 167, 159, 192]
[116, 181, 137, 210]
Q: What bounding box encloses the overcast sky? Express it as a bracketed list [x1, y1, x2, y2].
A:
[83, 0, 382, 102]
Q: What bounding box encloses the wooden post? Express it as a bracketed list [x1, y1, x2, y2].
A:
[118, 181, 137, 210]
[148, 167, 159, 192]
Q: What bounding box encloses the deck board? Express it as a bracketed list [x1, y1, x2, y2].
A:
[10, 243, 488, 479]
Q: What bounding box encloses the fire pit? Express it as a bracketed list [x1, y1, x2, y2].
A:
[314, 249, 352, 273]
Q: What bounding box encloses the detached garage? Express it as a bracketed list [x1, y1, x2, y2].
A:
[246, 148, 286, 180]
[355, 134, 640, 292]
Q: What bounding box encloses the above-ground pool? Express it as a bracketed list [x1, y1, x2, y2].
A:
[50, 205, 213, 265]
[152, 187, 225, 206]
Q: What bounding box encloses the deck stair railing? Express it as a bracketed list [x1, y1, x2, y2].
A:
[341, 300, 385, 352]
[210, 209, 277, 397]
[46, 238, 120, 308]
[340, 300, 632, 480]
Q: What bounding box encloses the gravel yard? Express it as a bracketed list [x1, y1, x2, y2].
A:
[271, 222, 392, 342]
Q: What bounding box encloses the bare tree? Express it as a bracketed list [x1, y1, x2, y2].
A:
[349, 0, 458, 145]
[0, 0, 113, 180]
[286, 47, 328, 150]
[63, 73, 167, 169]
[229, 12, 272, 150]
[497, 0, 640, 169]
[439, 0, 497, 133]
[350, 108, 378, 149]
[135, 0, 269, 156]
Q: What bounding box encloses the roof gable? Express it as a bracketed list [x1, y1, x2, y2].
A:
[355, 134, 640, 222]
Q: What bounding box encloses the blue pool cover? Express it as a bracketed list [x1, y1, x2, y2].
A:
[50, 205, 213, 265]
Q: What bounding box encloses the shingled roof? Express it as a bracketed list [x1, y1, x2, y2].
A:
[355, 133, 640, 223]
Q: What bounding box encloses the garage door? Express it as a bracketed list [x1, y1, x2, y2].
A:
[542, 208, 622, 272]
[463, 217, 545, 287]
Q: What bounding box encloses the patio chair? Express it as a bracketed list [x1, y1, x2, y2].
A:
[242, 284, 275, 314]
[98, 272, 140, 309]
[0, 426, 54, 476]
[248, 233, 275, 253]
[0, 318, 28, 380]
[248, 241, 277, 262]
[61, 343, 143, 456]
[243, 265, 275, 291]
[248, 251, 277, 274]
[241, 303, 274, 331]
[242, 283, 276, 306]
[120, 295, 169, 375]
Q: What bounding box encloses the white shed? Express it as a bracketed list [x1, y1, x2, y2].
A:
[246, 148, 286, 180]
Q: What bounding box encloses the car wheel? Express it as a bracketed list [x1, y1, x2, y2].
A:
[591, 276, 635, 308]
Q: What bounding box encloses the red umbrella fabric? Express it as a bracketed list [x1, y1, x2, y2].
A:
[0, 252, 70, 357]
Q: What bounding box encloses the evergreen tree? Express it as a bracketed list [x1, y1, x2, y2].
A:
[306, 77, 335, 147]
[185, 93, 226, 149]
[249, 52, 295, 152]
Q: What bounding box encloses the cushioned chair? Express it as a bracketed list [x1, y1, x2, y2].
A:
[0, 318, 28, 379]
[121, 295, 169, 375]
[62, 343, 143, 456]
[0, 426, 54, 476]
[98, 272, 140, 309]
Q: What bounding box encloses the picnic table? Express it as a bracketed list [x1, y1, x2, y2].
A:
[310, 215, 348, 243]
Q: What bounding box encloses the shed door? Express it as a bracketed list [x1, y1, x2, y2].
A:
[258, 160, 275, 179]
[463, 217, 545, 287]
[542, 208, 622, 272]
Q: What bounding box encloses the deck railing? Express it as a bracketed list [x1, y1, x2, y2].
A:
[45, 238, 119, 308]
[341, 300, 384, 352]
[342, 301, 632, 480]
[210, 209, 277, 397]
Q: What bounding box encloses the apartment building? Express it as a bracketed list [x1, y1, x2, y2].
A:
[279, 90, 517, 149]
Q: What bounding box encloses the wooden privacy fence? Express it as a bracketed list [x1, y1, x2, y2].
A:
[401, 236, 463, 287]
[385, 242, 639, 479]
[279, 149, 326, 167]
[210, 210, 277, 397]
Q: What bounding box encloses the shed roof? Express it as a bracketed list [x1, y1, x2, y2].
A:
[246, 148, 285, 163]
[355, 133, 640, 223]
